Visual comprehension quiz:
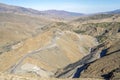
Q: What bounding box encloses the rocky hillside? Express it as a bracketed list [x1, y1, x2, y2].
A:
[80, 40, 120, 80]
[53, 14, 120, 80]
[33, 12, 120, 80]
[0, 29, 98, 78]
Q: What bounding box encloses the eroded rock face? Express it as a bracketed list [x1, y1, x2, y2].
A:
[20, 63, 53, 78]
[110, 68, 120, 80]
[80, 40, 120, 79]
[0, 29, 98, 78]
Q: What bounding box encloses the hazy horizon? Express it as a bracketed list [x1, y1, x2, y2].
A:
[0, 0, 120, 14]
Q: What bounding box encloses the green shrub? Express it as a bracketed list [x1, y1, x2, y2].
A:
[96, 35, 107, 43]
[73, 30, 85, 34]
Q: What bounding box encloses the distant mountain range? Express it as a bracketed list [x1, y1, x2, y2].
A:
[105, 9, 120, 14]
[0, 2, 120, 21]
[0, 3, 84, 20]
[42, 10, 84, 18]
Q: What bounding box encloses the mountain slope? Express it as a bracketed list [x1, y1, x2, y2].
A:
[0, 12, 52, 54]
[0, 29, 98, 77]
[0, 3, 41, 15]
